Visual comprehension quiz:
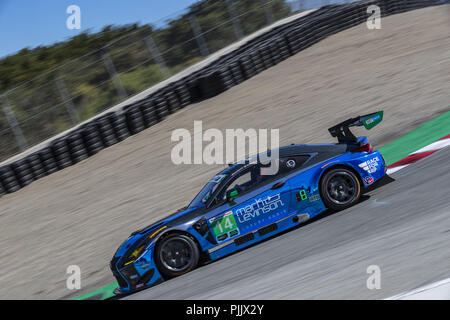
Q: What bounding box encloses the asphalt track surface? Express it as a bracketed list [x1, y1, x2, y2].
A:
[127, 146, 450, 299]
[0, 6, 448, 299]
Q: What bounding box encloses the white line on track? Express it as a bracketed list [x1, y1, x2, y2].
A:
[386, 165, 408, 175]
[386, 278, 450, 300]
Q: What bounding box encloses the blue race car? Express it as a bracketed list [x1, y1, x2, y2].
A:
[110, 111, 386, 295]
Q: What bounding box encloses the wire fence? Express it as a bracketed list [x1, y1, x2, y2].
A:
[0, 0, 348, 162]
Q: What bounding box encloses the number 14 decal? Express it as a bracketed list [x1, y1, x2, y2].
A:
[209, 211, 240, 242]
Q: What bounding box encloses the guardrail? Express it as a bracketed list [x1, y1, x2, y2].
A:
[0, 0, 441, 198]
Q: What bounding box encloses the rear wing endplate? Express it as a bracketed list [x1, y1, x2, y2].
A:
[328, 111, 383, 143]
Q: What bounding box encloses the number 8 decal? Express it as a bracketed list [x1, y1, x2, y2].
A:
[300, 189, 307, 200]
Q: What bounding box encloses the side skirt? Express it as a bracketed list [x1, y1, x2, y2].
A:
[206, 211, 319, 261]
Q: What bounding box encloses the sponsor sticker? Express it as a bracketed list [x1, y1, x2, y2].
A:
[364, 176, 374, 185]
[362, 111, 383, 130]
[209, 211, 240, 242]
[359, 156, 380, 173]
[286, 159, 296, 168]
[235, 194, 285, 223]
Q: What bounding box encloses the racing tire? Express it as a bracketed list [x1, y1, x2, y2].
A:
[320, 167, 361, 211]
[155, 233, 200, 278]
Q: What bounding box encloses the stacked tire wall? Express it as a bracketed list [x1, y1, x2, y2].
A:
[0, 0, 441, 198]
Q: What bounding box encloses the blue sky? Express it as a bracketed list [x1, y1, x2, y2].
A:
[0, 0, 199, 58]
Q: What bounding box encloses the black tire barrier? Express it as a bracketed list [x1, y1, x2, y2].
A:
[80, 122, 105, 156]
[249, 50, 266, 74]
[108, 112, 130, 142]
[197, 71, 221, 99]
[153, 96, 170, 121]
[238, 54, 257, 79]
[228, 59, 245, 85]
[164, 90, 181, 114]
[124, 104, 146, 135]
[197, 67, 237, 99]
[173, 82, 191, 108]
[51, 138, 73, 170]
[276, 35, 292, 60]
[38, 147, 59, 175]
[0, 165, 21, 193]
[25, 153, 47, 180]
[218, 67, 235, 90]
[66, 131, 89, 164]
[267, 41, 282, 65]
[186, 78, 202, 102]
[0, 179, 5, 197]
[95, 114, 118, 147]
[10, 159, 35, 188]
[257, 44, 275, 69]
[140, 99, 159, 127]
[1, 0, 441, 198]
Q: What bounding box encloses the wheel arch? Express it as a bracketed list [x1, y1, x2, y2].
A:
[153, 228, 203, 261]
[154, 228, 202, 250]
[317, 163, 364, 198]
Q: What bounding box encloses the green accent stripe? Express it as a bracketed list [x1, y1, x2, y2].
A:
[75, 110, 450, 300]
[74, 281, 117, 300]
[379, 111, 450, 166]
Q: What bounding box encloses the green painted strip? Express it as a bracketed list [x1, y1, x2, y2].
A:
[75, 110, 450, 300]
[74, 281, 117, 300]
[379, 111, 450, 165]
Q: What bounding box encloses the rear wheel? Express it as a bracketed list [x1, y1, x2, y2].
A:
[155, 233, 199, 278]
[320, 168, 361, 211]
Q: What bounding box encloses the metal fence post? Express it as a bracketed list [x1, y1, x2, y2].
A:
[225, 0, 244, 40]
[55, 76, 79, 125]
[144, 36, 171, 79]
[188, 15, 210, 57]
[1, 94, 28, 151]
[101, 49, 128, 101]
[263, 1, 275, 25]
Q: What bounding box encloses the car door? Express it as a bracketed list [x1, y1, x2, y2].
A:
[205, 164, 292, 244]
[280, 154, 323, 220]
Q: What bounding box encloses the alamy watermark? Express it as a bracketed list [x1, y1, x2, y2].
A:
[366, 265, 381, 290]
[66, 265, 81, 290]
[171, 121, 280, 175]
[367, 5, 381, 30]
[66, 5, 81, 30]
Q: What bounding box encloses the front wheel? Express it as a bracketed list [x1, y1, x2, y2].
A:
[320, 167, 361, 211]
[155, 233, 200, 278]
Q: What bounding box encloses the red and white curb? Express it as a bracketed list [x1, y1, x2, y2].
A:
[386, 134, 450, 175]
[386, 277, 450, 300]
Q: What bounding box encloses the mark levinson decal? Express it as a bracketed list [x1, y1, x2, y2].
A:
[235, 194, 285, 223]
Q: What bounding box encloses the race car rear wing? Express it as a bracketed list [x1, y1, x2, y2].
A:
[328, 111, 383, 143]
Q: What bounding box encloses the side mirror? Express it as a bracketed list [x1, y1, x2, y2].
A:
[226, 189, 239, 202]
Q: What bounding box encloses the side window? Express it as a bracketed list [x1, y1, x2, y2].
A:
[228, 171, 252, 193]
[220, 165, 271, 201]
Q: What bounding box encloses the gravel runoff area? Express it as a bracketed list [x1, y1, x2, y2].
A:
[0, 5, 448, 299]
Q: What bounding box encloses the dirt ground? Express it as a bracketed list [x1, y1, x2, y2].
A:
[0, 5, 448, 299]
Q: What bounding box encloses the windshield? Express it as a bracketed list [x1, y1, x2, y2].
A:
[188, 174, 227, 208]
